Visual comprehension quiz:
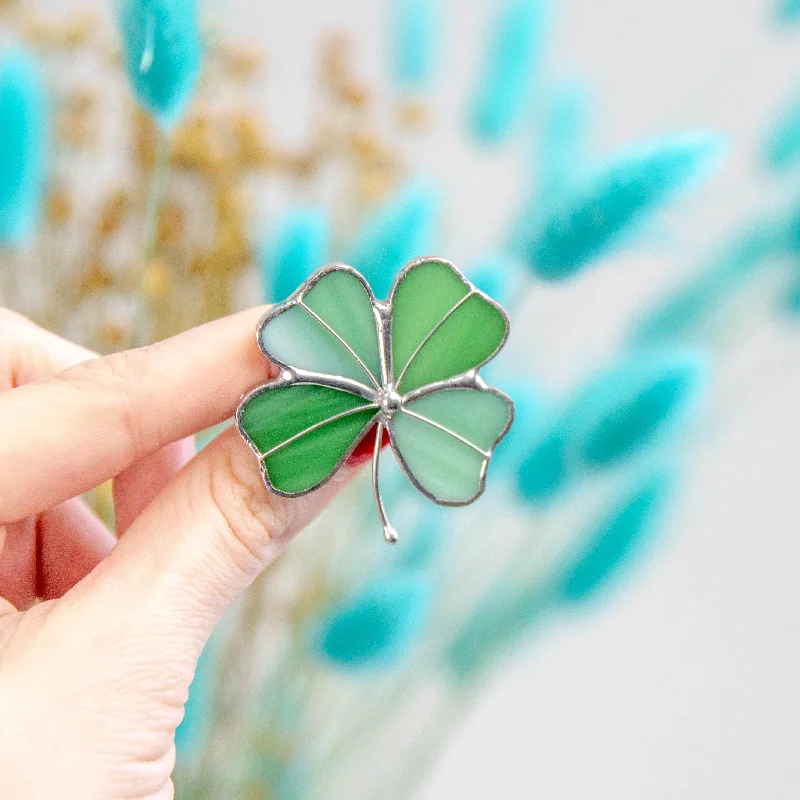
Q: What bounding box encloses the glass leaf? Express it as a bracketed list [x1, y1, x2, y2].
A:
[260, 266, 382, 386]
[390, 386, 513, 503]
[238, 381, 378, 495]
[389, 259, 509, 394]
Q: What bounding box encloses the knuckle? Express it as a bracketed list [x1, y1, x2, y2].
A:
[205, 439, 293, 571]
[75, 348, 156, 459]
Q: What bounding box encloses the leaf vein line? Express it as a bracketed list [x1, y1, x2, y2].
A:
[261, 405, 379, 459]
[298, 300, 380, 390]
[394, 291, 474, 390]
[399, 408, 489, 457]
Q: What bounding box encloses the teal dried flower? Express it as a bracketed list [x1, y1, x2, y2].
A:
[633, 227, 778, 346]
[570, 350, 709, 470]
[775, 0, 800, 24]
[315, 575, 432, 669]
[525, 131, 727, 281]
[764, 93, 800, 171]
[261, 207, 329, 303]
[117, 0, 202, 126]
[395, 509, 446, 569]
[446, 584, 544, 680]
[347, 181, 440, 298]
[515, 420, 571, 506]
[0, 48, 47, 245]
[469, 0, 548, 143]
[466, 254, 519, 306]
[492, 379, 542, 472]
[391, 0, 440, 92]
[556, 469, 674, 604]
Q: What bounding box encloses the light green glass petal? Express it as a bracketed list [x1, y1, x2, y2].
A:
[239, 382, 377, 494]
[260, 303, 373, 384]
[303, 269, 382, 381]
[405, 388, 512, 451]
[398, 293, 508, 393]
[392, 410, 488, 504]
[391, 259, 470, 382]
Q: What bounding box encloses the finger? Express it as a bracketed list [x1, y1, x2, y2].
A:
[0, 309, 97, 391]
[113, 437, 195, 535]
[38, 499, 116, 600]
[0, 518, 36, 609]
[0, 306, 275, 522]
[70, 427, 356, 659]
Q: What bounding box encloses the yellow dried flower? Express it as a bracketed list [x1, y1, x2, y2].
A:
[141, 259, 171, 298]
[46, 187, 72, 225]
[78, 262, 114, 295]
[96, 191, 131, 238]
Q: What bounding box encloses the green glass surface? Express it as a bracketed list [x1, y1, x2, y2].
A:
[265, 407, 378, 493]
[303, 270, 382, 381]
[405, 389, 512, 450]
[260, 304, 373, 384]
[398, 293, 508, 393]
[392, 411, 487, 503]
[391, 260, 469, 383]
[240, 383, 373, 455]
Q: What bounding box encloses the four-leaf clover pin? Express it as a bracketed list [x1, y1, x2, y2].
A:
[236, 257, 514, 543]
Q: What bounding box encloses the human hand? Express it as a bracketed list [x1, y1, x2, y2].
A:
[0, 308, 354, 799]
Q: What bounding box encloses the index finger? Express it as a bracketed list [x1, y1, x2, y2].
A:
[0, 307, 276, 522]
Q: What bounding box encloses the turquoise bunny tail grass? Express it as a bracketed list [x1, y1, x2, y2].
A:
[469, 0, 549, 143]
[314, 575, 433, 669]
[117, 0, 202, 127]
[391, 0, 440, 93]
[570, 349, 710, 471]
[555, 469, 675, 604]
[524, 130, 728, 281]
[0, 47, 47, 246]
[261, 207, 330, 303]
[346, 181, 440, 299]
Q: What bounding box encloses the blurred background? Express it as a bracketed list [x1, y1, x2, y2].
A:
[2, 0, 800, 797]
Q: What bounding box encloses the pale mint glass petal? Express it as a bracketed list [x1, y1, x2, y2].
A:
[259, 304, 372, 384]
[302, 269, 382, 381]
[405, 388, 512, 451]
[392, 411, 487, 503]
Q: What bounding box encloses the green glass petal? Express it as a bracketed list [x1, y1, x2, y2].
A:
[390, 259, 470, 383]
[240, 382, 372, 453]
[260, 303, 372, 384]
[404, 388, 512, 451]
[303, 269, 382, 381]
[265, 407, 378, 494]
[392, 410, 488, 504]
[390, 260, 508, 394]
[398, 294, 508, 393]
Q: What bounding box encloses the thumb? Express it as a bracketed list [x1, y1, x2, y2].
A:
[70, 425, 356, 666]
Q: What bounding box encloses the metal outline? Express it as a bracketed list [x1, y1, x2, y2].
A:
[235, 257, 515, 533]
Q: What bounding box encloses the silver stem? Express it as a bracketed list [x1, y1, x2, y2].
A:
[372, 419, 397, 544]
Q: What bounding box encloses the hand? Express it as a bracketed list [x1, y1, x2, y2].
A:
[0, 308, 353, 799]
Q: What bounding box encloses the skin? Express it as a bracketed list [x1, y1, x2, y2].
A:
[0, 306, 357, 799]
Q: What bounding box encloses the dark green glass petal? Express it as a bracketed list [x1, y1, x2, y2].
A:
[239, 382, 377, 494]
[398, 294, 508, 393]
[265, 407, 378, 494]
[390, 260, 470, 382]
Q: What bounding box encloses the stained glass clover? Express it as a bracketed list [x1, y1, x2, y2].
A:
[236, 257, 514, 542]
